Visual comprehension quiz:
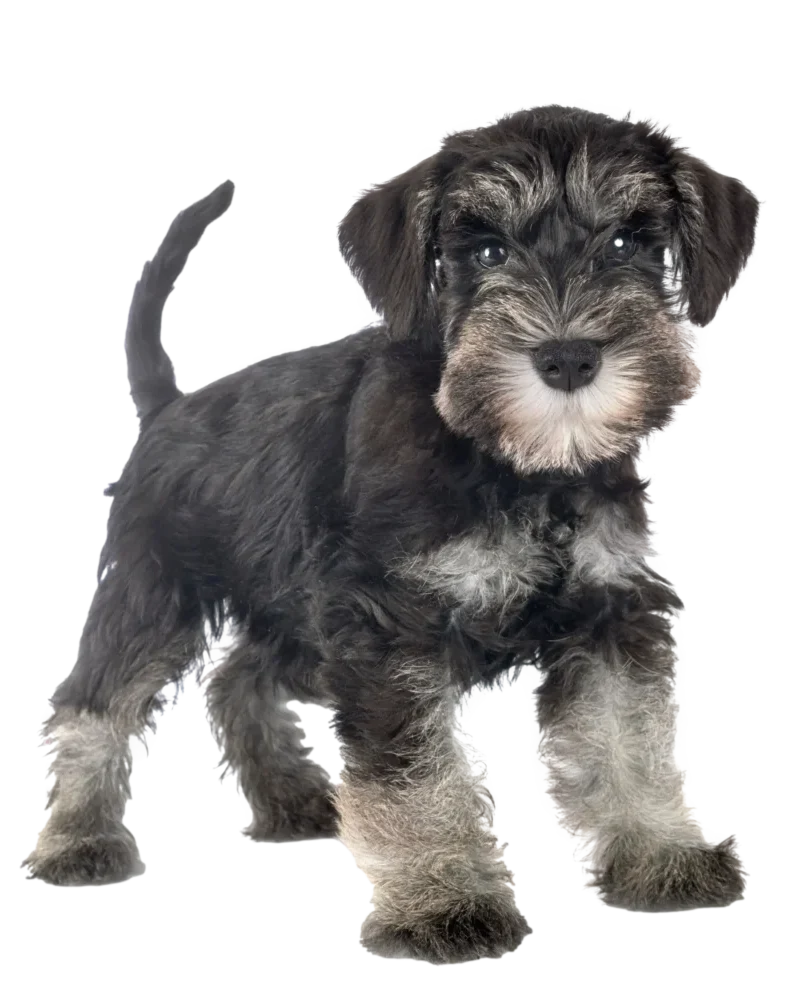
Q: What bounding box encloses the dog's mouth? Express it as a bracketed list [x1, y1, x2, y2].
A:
[435, 343, 696, 476]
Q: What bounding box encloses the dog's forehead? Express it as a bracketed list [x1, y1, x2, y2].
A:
[442, 136, 670, 233]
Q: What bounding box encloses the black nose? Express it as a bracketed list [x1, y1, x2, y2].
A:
[532, 340, 602, 391]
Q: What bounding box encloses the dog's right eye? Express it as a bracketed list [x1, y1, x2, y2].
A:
[476, 242, 509, 268]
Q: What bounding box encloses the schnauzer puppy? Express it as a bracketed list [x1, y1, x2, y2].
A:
[25, 106, 757, 964]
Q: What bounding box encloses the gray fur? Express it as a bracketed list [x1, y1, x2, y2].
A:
[336, 663, 530, 962]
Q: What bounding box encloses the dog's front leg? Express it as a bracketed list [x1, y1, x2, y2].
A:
[333, 655, 530, 963]
[537, 585, 745, 911]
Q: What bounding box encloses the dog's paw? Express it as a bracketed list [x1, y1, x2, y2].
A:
[23, 828, 145, 886]
[360, 897, 532, 964]
[245, 787, 339, 843]
[596, 837, 745, 912]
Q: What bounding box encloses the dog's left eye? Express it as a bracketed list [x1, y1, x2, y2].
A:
[605, 231, 636, 261]
[476, 242, 509, 268]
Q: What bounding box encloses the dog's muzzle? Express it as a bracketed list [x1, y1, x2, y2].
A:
[532, 340, 602, 391]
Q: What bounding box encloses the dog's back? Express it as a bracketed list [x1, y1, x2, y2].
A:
[114, 329, 378, 615]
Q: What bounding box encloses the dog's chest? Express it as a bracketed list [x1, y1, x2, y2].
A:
[396, 515, 564, 618]
[394, 494, 650, 620]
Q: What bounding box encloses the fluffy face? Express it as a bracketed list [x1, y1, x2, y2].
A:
[434, 146, 699, 471]
[340, 107, 757, 475]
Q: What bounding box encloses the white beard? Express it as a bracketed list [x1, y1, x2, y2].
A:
[492, 346, 645, 472]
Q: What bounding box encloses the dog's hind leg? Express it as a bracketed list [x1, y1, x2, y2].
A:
[24, 551, 209, 885]
[206, 636, 338, 842]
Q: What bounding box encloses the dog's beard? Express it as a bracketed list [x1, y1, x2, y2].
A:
[497, 345, 649, 471]
[435, 274, 701, 473]
[435, 321, 698, 474]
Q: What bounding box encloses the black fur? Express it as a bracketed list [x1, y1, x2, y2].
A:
[125, 179, 234, 423]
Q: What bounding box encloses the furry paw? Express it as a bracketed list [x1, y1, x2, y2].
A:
[360, 897, 532, 964]
[596, 837, 745, 911]
[245, 787, 339, 843]
[24, 827, 145, 886]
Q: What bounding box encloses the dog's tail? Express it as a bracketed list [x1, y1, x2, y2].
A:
[125, 180, 235, 423]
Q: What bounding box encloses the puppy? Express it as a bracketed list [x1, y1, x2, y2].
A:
[26, 105, 757, 964]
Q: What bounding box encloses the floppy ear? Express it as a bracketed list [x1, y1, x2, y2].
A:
[671, 152, 758, 326]
[339, 153, 446, 340]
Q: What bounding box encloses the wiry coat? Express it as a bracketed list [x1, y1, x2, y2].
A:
[26, 106, 757, 964]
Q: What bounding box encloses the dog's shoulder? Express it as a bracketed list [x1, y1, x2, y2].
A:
[345, 336, 442, 450]
[339, 334, 451, 494]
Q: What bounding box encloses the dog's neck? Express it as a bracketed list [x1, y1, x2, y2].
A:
[479, 452, 646, 504]
[447, 451, 646, 534]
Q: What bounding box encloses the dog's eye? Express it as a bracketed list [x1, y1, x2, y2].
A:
[476, 242, 509, 268]
[605, 231, 636, 261]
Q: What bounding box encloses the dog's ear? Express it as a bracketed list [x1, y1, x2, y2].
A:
[339, 153, 447, 340]
[671, 152, 758, 326]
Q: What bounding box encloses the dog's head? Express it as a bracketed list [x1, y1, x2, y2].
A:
[340, 106, 757, 474]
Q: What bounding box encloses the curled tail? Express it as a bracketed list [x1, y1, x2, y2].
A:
[125, 180, 235, 422]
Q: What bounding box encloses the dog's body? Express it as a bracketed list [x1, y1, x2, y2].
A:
[26, 106, 757, 964]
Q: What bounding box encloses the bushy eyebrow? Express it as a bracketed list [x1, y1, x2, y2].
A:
[565, 146, 671, 226]
[442, 159, 560, 234]
[439, 209, 508, 238]
[439, 152, 674, 253]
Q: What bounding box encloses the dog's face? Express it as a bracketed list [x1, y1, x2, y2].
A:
[340, 107, 757, 474]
